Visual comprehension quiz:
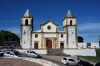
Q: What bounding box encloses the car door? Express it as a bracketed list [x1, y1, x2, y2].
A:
[68, 59, 76, 65]
[9, 52, 15, 57]
[30, 51, 34, 57]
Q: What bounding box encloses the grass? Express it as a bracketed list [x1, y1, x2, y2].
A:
[77, 49, 100, 63]
[79, 56, 100, 63]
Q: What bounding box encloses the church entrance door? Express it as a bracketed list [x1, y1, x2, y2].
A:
[60, 43, 64, 49]
[34, 42, 38, 49]
[46, 39, 52, 49]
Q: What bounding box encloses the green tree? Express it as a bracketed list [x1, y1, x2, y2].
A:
[0, 30, 19, 42]
[78, 36, 84, 42]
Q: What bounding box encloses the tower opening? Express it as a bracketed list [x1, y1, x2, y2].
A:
[25, 19, 28, 25]
[70, 20, 72, 25]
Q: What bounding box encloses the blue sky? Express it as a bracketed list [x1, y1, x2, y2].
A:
[0, 0, 100, 43]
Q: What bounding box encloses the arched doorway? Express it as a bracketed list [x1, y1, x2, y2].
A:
[46, 39, 52, 49]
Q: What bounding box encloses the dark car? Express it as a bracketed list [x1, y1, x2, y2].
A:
[77, 60, 94, 66]
[95, 62, 100, 66]
[0, 51, 4, 57]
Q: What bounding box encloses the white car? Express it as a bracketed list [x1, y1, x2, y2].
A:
[61, 57, 77, 66]
[4, 51, 22, 57]
[24, 51, 42, 58]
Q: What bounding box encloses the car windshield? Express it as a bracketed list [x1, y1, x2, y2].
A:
[68, 59, 75, 61]
[63, 58, 67, 60]
[31, 51, 37, 54]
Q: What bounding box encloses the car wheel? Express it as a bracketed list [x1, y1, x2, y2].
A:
[66, 63, 69, 66]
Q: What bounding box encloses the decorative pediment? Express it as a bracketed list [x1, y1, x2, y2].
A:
[41, 20, 58, 32]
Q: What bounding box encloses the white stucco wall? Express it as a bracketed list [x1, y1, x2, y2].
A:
[78, 43, 87, 49]
[16, 49, 47, 54]
[32, 34, 41, 49]
[68, 26, 76, 48]
[91, 42, 99, 48]
[68, 19, 76, 25]
[44, 34, 56, 37]
[58, 34, 66, 48]
[22, 26, 31, 49]
[43, 22, 57, 32]
[63, 49, 96, 56]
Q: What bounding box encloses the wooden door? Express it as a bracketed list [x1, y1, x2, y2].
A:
[46, 40, 52, 49]
[34, 42, 38, 49]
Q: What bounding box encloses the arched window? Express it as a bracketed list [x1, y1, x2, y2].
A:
[35, 34, 38, 38]
[25, 19, 28, 25]
[70, 20, 72, 25]
[61, 34, 63, 38]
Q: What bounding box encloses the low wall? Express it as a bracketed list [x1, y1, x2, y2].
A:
[63, 49, 96, 56]
[16, 49, 47, 54]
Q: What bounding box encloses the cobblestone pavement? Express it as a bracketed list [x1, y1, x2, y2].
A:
[0, 58, 43, 66]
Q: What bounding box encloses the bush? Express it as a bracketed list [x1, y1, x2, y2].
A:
[96, 48, 100, 57]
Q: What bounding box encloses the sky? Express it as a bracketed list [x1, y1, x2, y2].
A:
[0, 0, 100, 43]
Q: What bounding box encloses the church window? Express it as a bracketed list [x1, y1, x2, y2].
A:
[61, 34, 63, 38]
[47, 25, 51, 30]
[25, 19, 28, 25]
[70, 20, 72, 25]
[35, 34, 38, 38]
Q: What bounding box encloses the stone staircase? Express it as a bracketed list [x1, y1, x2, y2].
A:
[47, 49, 70, 56]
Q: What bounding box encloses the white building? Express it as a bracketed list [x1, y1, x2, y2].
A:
[20, 9, 78, 49]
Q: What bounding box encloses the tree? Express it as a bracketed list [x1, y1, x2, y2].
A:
[0, 30, 19, 42]
[78, 36, 84, 42]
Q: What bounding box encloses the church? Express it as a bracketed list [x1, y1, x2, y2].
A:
[20, 9, 78, 49]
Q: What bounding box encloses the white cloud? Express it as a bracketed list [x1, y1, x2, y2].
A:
[78, 22, 100, 30]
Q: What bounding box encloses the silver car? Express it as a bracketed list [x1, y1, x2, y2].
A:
[4, 51, 22, 57]
[24, 51, 42, 58]
[61, 57, 77, 66]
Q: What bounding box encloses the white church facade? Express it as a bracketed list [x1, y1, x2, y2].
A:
[20, 9, 78, 49]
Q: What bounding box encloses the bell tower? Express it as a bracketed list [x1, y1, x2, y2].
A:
[20, 9, 33, 49]
[63, 10, 78, 48]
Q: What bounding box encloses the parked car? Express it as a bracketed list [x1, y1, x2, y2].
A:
[77, 60, 94, 66]
[4, 51, 22, 57]
[95, 62, 100, 66]
[61, 57, 77, 66]
[0, 51, 4, 57]
[24, 50, 42, 58]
